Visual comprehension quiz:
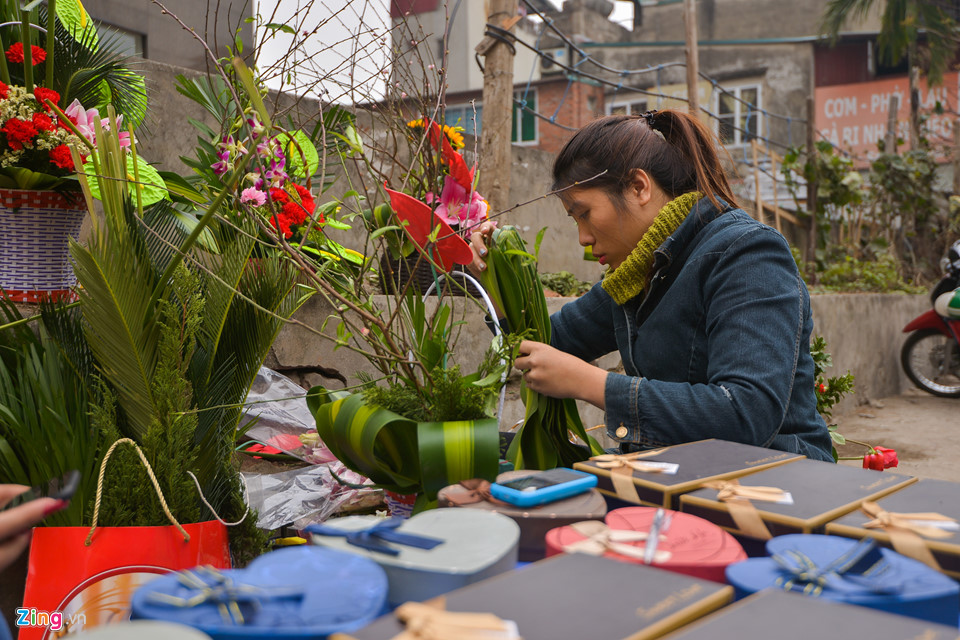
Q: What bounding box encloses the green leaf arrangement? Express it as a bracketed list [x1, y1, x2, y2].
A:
[308, 386, 499, 513]
[478, 226, 604, 469]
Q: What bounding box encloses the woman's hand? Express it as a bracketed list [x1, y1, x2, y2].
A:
[0, 485, 66, 572]
[514, 340, 607, 409]
[467, 220, 498, 277]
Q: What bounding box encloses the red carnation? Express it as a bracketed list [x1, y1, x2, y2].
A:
[32, 112, 54, 132]
[49, 145, 74, 170]
[0, 81, 8, 100]
[33, 87, 59, 111]
[2, 117, 38, 150]
[269, 187, 290, 204]
[6, 43, 46, 65]
[268, 210, 295, 238]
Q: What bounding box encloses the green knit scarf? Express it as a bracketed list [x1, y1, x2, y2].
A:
[601, 191, 702, 305]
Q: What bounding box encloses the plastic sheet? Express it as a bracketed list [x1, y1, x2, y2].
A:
[242, 463, 374, 531]
[240, 367, 337, 464]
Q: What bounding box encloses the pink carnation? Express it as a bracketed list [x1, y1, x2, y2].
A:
[241, 187, 266, 206]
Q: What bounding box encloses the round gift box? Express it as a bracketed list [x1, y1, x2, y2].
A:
[726, 534, 960, 627]
[545, 506, 746, 582]
[130, 546, 388, 639]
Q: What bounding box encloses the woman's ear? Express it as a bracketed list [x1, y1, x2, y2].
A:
[627, 169, 654, 206]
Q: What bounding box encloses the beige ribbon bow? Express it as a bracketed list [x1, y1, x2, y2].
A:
[392, 600, 519, 640]
[860, 501, 957, 571]
[589, 448, 671, 503]
[563, 520, 672, 564]
[703, 479, 789, 540]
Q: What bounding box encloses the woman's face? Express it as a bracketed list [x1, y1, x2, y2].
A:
[561, 173, 666, 270]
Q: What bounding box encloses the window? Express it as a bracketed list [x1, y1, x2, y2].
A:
[717, 85, 761, 146]
[606, 98, 647, 116]
[444, 103, 483, 137]
[95, 23, 145, 58]
[512, 90, 537, 144]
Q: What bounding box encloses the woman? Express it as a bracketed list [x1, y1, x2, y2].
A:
[471, 110, 833, 462]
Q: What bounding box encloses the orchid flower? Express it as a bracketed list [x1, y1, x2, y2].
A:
[64, 99, 130, 148]
[426, 175, 488, 228]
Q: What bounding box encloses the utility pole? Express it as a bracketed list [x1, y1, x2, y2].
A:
[805, 97, 818, 283]
[884, 94, 899, 154]
[684, 0, 699, 117]
[477, 0, 519, 216]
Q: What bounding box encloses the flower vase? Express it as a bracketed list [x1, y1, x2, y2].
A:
[383, 490, 418, 519]
[0, 189, 86, 303]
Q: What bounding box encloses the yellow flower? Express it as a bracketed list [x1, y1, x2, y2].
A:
[405, 118, 465, 150]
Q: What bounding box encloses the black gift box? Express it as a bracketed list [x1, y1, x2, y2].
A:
[662, 588, 960, 640]
[679, 458, 916, 538]
[335, 553, 733, 640]
[572, 439, 803, 509]
[826, 478, 960, 578]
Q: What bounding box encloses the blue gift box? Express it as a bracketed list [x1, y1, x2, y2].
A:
[725, 534, 960, 626]
[130, 546, 388, 639]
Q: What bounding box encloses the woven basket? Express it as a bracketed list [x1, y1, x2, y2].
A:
[378, 253, 480, 297]
[0, 189, 87, 303]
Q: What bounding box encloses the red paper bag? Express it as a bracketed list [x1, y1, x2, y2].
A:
[19, 520, 230, 639]
[18, 438, 231, 639]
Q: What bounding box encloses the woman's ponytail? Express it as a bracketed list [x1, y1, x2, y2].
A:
[654, 110, 738, 210]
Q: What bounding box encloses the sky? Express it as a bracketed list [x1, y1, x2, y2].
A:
[254, 0, 634, 103]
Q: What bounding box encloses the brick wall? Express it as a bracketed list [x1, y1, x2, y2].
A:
[534, 80, 606, 154]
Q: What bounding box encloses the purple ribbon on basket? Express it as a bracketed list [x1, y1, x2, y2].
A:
[306, 518, 444, 556]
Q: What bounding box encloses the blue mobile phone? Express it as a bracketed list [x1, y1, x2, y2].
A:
[488, 468, 597, 508]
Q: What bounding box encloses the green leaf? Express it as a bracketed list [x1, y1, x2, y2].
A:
[83, 154, 168, 206]
[263, 22, 296, 34]
[56, 0, 98, 44]
[281, 130, 320, 180]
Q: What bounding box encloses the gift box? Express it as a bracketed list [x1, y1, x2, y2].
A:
[825, 478, 960, 578]
[724, 534, 960, 626]
[129, 546, 388, 639]
[335, 552, 733, 640]
[307, 509, 519, 607]
[663, 588, 960, 640]
[571, 438, 803, 509]
[437, 471, 607, 562]
[544, 507, 746, 582]
[678, 458, 916, 539]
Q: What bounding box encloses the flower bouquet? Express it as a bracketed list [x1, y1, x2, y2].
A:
[0, 0, 149, 302]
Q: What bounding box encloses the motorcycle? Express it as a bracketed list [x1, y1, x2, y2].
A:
[900, 240, 960, 397]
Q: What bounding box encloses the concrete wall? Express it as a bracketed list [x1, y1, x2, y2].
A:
[269, 291, 930, 449]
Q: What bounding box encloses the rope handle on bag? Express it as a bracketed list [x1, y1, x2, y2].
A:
[85, 438, 190, 546]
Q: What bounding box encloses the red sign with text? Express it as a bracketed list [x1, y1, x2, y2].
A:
[815, 72, 959, 165]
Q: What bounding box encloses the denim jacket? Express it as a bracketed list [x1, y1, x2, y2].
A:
[550, 196, 834, 462]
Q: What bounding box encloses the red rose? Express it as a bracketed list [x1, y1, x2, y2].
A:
[0, 81, 8, 100]
[49, 145, 74, 170]
[862, 451, 884, 471]
[874, 446, 898, 469]
[33, 87, 60, 111]
[2, 117, 38, 150]
[31, 112, 54, 132]
[6, 43, 46, 65]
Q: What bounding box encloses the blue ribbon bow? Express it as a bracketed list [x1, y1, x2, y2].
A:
[147, 566, 303, 625]
[306, 517, 444, 556]
[771, 539, 900, 596]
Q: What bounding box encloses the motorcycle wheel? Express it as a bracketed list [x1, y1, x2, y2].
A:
[901, 329, 960, 398]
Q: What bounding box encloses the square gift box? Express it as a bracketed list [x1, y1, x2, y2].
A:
[437, 470, 608, 562]
[307, 509, 519, 607]
[572, 438, 803, 509]
[678, 458, 916, 539]
[825, 478, 960, 578]
[724, 534, 960, 626]
[662, 588, 960, 640]
[335, 552, 734, 640]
